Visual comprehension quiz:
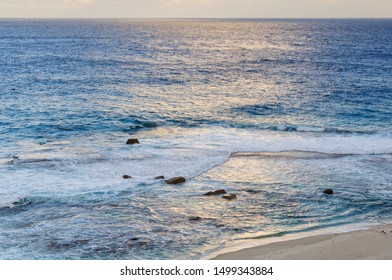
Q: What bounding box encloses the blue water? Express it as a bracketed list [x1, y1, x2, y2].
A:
[0, 19, 392, 259]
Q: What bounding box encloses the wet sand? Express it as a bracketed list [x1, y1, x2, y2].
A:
[212, 224, 392, 260]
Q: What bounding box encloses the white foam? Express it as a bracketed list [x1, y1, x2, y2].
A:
[148, 127, 392, 155]
[1, 126, 391, 205]
[296, 126, 325, 132]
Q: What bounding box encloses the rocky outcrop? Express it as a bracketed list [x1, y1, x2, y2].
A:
[165, 177, 186, 184]
[203, 189, 227, 196]
[222, 194, 237, 200]
[323, 189, 334, 195]
[126, 139, 140, 145]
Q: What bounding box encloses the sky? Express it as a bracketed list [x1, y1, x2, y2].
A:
[0, 0, 391, 18]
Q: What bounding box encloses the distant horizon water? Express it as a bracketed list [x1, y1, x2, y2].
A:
[1, 17, 392, 19]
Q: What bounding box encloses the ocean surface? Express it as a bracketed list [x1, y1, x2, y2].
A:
[0, 19, 392, 260]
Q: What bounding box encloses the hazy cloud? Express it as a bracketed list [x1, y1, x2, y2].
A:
[0, 0, 391, 18]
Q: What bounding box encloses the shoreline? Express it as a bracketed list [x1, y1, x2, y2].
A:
[207, 223, 392, 260]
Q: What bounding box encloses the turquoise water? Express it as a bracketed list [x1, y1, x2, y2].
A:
[0, 19, 392, 259]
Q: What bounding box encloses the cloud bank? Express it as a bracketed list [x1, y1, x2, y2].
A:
[0, 0, 391, 18]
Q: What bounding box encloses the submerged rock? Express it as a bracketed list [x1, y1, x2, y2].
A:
[126, 138, 140, 145]
[154, 175, 165, 180]
[123, 175, 132, 179]
[126, 240, 148, 248]
[48, 239, 89, 249]
[245, 189, 261, 194]
[203, 189, 227, 196]
[222, 194, 237, 200]
[165, 177, 186, 184]
[323, 189, 334, 195]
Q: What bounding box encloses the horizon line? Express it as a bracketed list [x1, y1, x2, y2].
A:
[1, 17, 392, 20]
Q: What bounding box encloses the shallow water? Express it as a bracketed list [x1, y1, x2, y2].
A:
[0, 19, 391, 259]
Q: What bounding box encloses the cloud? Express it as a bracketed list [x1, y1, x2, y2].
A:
[0, 0, 391, 18]
[60, 0, 92, 3]
[167, 0, 217, 5]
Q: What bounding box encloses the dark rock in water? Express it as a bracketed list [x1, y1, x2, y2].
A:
[165, 177, 186, 184]
[126, 138, 140, 145]
[49, 239, 89, 249]
[323, 189, 334, 195]
[154, 175, 165, 180]
[49, 241, 71, 249]
[222, 194, 237, 200]
[125, 237, 140, 246]
[245, 189, 261, 194]
[189, 216, 201, 221]
[126, 240, 148, 248]
[123, 175, 132, 179]
[204, 189, 227, 196]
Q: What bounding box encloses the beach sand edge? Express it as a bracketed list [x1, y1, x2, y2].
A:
[211, 224, 392, 260]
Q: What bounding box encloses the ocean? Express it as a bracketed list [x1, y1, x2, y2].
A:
[0, 19, 391, 259]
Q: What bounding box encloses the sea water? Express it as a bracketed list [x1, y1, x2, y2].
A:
[0, 19, 391, 259]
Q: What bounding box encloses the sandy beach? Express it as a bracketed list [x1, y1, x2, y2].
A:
[212, 224, 392, 260]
